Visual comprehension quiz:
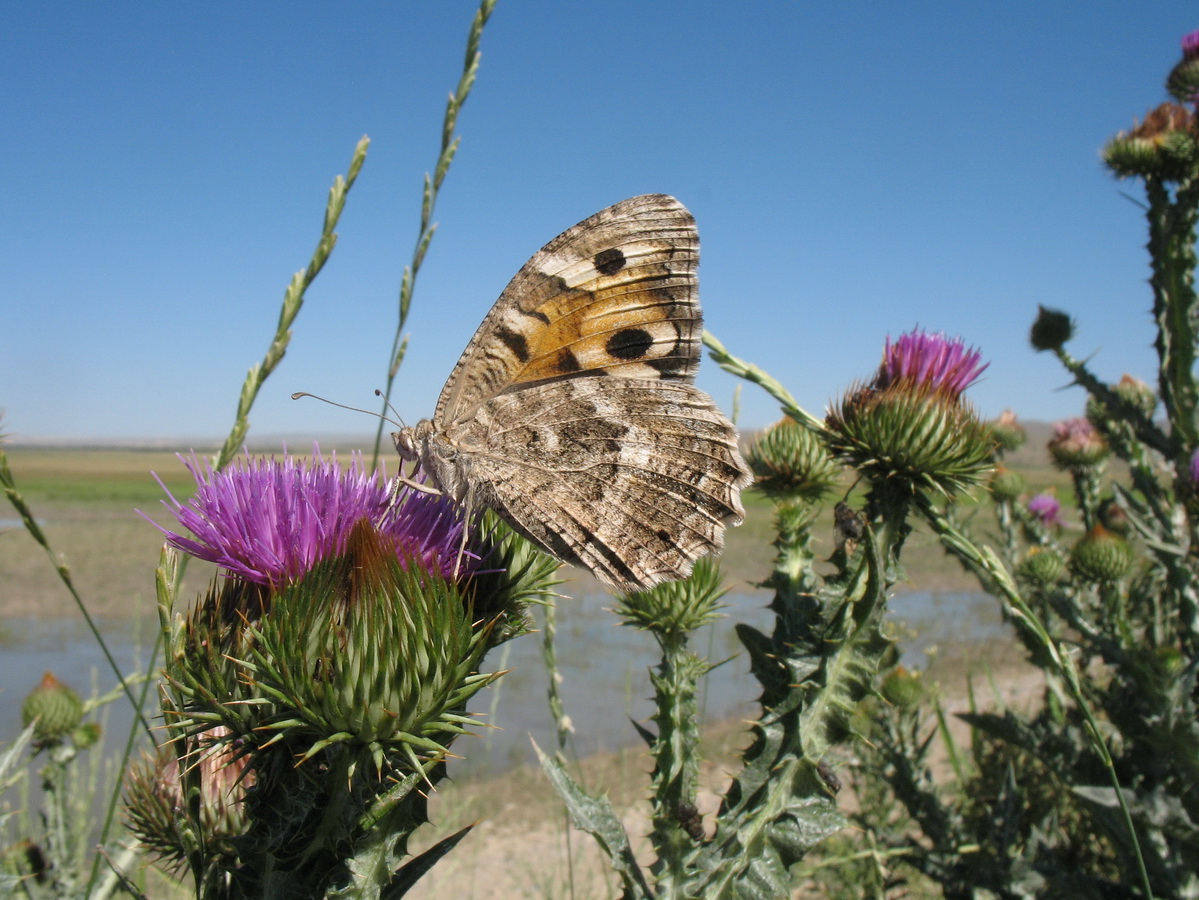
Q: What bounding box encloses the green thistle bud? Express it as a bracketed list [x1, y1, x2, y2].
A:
[1087, 375, 1158, 433]
[1015, 547, 1066, 589]
[1070, 525, 1135, 584]
[1103, 103, 1198, 182]
[21, 672, 83, 743]
[614, 557, 726, 637]
[880, 667, 924, 710]
[1113, 374, 1157, 418]
[988, 465, 1025, 503]
[746, 416, 840, 503]
[825, 382, 995, 496]
[1029, 306, 1074, 352]
[988, 409, 1027, 453]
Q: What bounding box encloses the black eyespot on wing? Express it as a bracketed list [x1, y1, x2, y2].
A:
[606, 328, 654, 360]
[594, 247, 626, 275]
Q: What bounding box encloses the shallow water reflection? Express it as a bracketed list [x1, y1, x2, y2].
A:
[0, 589, 1007, 776]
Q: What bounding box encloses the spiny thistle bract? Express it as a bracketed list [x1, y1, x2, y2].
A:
[242, 521, 502, 776]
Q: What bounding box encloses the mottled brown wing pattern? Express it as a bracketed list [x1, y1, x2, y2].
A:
[446, 377, 751, 591]
[435, 194, 701, 427]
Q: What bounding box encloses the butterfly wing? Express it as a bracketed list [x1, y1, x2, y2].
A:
[434, 194, 700, 429]
[447, 377, 751, 591]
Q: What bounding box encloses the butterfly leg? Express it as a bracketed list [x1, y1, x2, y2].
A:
[387, 472, 445, 505]
[452, 485, 478, 581]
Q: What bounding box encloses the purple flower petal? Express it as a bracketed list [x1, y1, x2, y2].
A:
[880, 329, 988, 397]
[1183, 29, 1199, 61]
[1027, 492, 1062, 527]
[147, 447, 474, 586]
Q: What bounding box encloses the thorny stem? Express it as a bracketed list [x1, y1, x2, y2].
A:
[913, 492, 1154, 900]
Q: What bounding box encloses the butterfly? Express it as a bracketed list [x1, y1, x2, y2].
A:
[393, 194, 752, 592]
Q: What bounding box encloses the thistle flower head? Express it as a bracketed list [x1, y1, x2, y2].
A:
[1071, 524, 1135, 584]
[1048, 417, 1109, 471]
[1189, 448, 1199, 485]
[989, 409, 1027, 453]
[1015, 547, 1066, 590]
[124, 728, 253, 870]
[988, 465, 1025, 503]
[1104, 103, 1198, 180]
[152, 448, 474, 587]
[1027, 492, 1063, 527]
[1029, 306, 1074, 352]
[1185, 30, 1199, 61]
[21, 671, 83, 744]
[876, 329, 988, 399]
[1170, 31, 1199, 105]
[826, 331, 994, 496]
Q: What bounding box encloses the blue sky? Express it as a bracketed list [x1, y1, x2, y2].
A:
[3, 2, 1197, 442]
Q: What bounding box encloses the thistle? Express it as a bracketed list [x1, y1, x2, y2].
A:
[1070, 524, 1135, 584]
[21, 671, 83, 745]
[825, 329, 995, 496]
[1027, 492, 1063, 527]
[988, 465, 1026, 503]
[1103, 102, 1198, 181]
[151, 448, 475, 587]
[142, 446, 545, 894]
[746, 416, 840, 503]
[989, 409, 1027, 453]
[1047, 417, 1110, 471]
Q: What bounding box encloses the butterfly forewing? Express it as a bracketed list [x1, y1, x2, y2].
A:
[435, 194, 701, 428]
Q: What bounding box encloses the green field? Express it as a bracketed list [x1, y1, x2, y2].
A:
[0, 437, 1075, 620]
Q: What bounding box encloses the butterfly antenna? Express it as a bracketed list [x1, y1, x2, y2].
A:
[374, 389, 408, 428]
[291, 392, 403, 430]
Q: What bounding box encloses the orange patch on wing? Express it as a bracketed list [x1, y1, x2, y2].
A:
[514, 285, 681, 381]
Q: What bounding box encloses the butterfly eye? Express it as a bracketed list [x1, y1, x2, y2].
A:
[392, 430, 418, 461]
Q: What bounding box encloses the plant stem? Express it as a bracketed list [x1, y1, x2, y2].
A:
[913, 492, 1154, 899]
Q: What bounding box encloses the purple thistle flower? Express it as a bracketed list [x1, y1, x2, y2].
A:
[149, 448, 474, 586]
[878, 329, 988, 398]
[1183, 29, 1199, 61]
[1188, 448, 1199, 484]
[1027, 492, 1063, 527]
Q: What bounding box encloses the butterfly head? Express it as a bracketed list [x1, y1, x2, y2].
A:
[392, 420, 436, 464]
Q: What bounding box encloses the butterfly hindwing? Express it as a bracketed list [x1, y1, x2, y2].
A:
[448, 377, 750, 590]
[435, 194, 701, 428]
